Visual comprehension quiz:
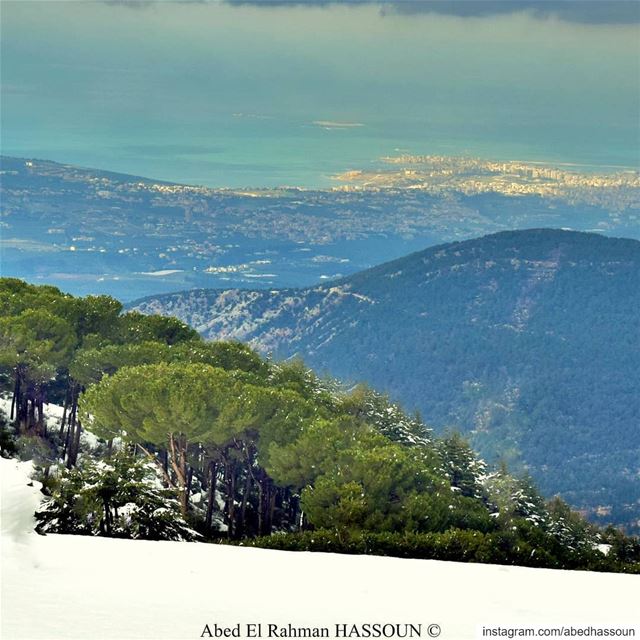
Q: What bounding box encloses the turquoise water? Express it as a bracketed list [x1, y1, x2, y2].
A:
[2, 2, 639, 187]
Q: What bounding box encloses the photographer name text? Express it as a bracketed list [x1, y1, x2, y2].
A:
[201, 623, 429, 639]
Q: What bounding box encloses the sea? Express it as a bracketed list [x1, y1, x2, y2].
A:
[1, 1, 639, 188]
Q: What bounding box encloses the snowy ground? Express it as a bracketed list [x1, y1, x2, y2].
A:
[0, 396, 65, 429]
[1, 458, 638, 640]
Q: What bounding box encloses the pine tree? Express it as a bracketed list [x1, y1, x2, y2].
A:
[36, 449, 198, 541]
[0, 309, 75, 435]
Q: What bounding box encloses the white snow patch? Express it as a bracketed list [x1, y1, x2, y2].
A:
[1, 458, 42, 540]
[0, 395, 64, 428]
[80, 428, 101, 451]
[137, 270, 184, 277]
[0, 396, 12, 419]
[1, 457, 638, 639]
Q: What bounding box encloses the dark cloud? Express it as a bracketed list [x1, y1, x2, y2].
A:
[388, 1, 640, 24]
[101, 0, 207, 7]
[224, 0, 640, 25]
[101, 1, 156, 7]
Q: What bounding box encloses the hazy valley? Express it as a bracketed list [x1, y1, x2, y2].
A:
[2, 156, 638, 300]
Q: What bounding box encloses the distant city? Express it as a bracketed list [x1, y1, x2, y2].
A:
[333, 155, 640, 213]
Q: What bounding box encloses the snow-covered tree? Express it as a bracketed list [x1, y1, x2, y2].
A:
[35, 450, 198, 541]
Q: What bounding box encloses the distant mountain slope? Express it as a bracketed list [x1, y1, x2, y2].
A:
[131, 229, 640, 532]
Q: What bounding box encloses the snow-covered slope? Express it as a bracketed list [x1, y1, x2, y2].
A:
[1, 457, 638, 640]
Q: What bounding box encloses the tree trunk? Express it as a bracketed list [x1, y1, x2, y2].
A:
[237, 469, 253, 538]
[180, 436, 189, 515]
[186, 466, 194, 497]
[288, 491, 300, 531]
[257, 473, 264, 536]
[67, 419, 82, 468]
[162, 449, 169, 487]
[35, 385, 45, 437]
[226, 456, 237, 539]
[19, 388, 28, 434]
[59, 383, 71, 436]
[267, 489, 276, 535]
[10, 373, 18, 421]
[205, 460, 218, 533]
[257, 470, 273, 537]
[64, 387, 79, 466]
[102, 497, 112, 536]
[65, 398, 76, 467]
[168, 434, 189, 517]
[26, 383, 36, 434]
[63, 419, 73, 463]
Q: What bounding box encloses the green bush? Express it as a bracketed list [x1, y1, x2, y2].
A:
[35, 450, 198, 541]
[234, 527, 639, 573]
[0, 419, 17, 457]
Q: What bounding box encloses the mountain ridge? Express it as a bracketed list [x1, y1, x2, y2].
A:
[131, 229, 640, 532]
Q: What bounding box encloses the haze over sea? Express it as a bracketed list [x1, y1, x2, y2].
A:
[2, 1, 639, 188]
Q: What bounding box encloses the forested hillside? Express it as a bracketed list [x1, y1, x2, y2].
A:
[131, 229, 640, 533]
[1, 277, 638, 571]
